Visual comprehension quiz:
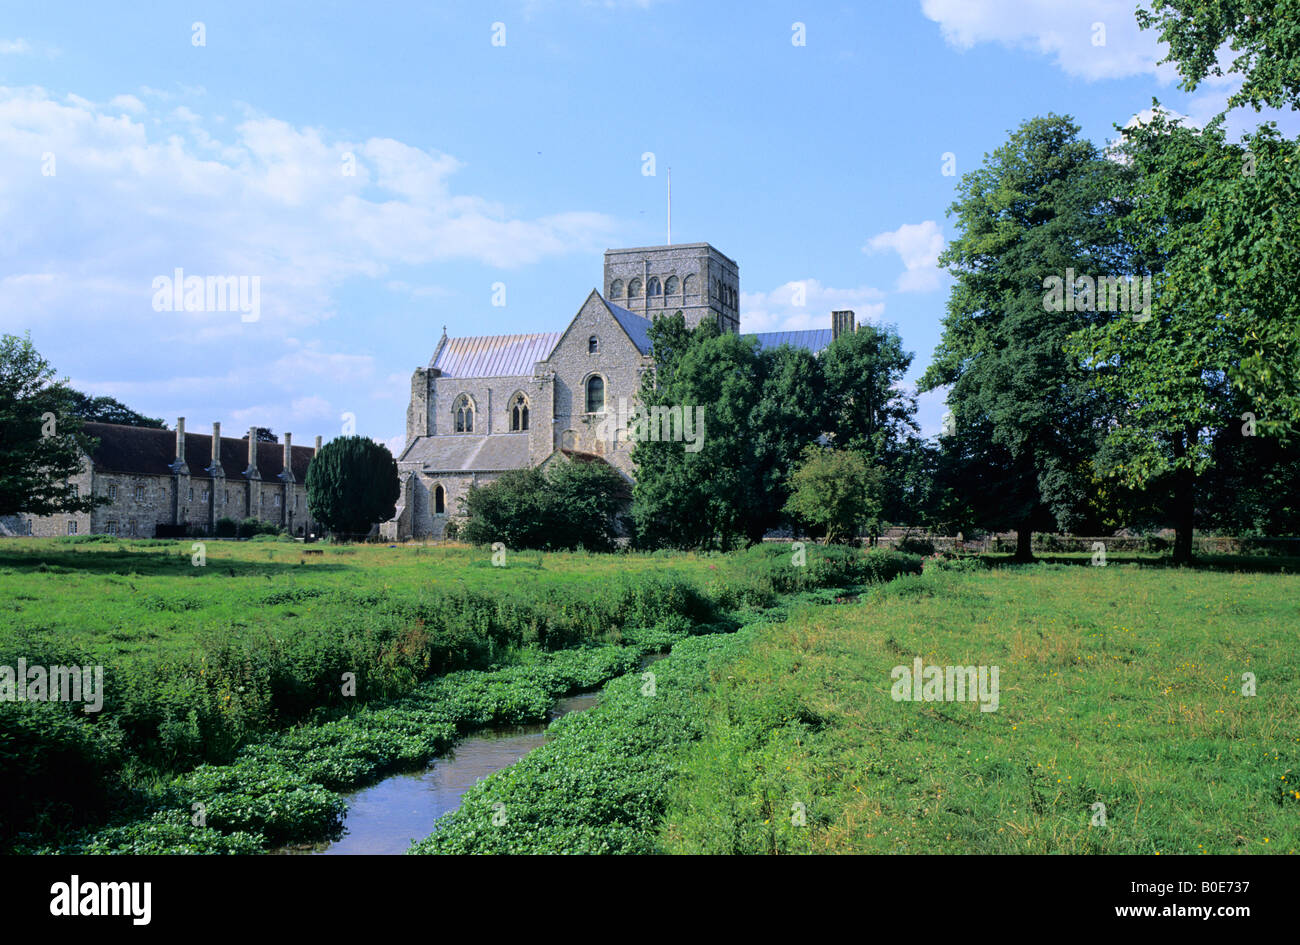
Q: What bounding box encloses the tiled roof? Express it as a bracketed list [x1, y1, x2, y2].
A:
[746, 329, 834, 355]
[82, 422, 315, 481]
[398, 433, 531, 472]
[604, 299, 654, 355]
[430, 333, 561, 378]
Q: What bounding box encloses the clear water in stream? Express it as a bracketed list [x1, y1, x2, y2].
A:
[277, 691, 600, 855]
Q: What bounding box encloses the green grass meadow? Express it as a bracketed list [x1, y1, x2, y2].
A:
[660, 562, 1300, 854]
[2, 537, 1295, 854]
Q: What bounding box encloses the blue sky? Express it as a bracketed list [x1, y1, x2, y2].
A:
[2, 0, 1294, 450]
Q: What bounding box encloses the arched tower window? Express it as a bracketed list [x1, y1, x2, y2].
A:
[664, 275, 679, 295]
[510, 392, 529, 431]
[609, 279, 624, 298]
[588, 335, 599, 354]
[585, 375, 605, 414]
[683, 274, 697, 296]
[628, 278, 642, 298]
[647, 277, 661, 297]
[453, 394, 474, 433]
[434, 484, 446, 515]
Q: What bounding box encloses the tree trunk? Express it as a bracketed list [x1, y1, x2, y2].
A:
[1014, 524, 1034, 562]
[1171, 426, 1196, 564]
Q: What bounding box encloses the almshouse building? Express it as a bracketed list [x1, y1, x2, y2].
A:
[1, 420, 322, 539]
[384, 242, 858, 540]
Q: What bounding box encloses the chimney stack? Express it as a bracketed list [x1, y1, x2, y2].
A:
[831, 310, 856, 341]
[283, 433, 292, 475]
[246, 427, 259, 477]
[175, 417, 186, 462]
[210, 422, 222, 468]
[314, 435, 322, 456]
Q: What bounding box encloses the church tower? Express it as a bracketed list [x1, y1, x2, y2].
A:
[602, 243, 739, 333]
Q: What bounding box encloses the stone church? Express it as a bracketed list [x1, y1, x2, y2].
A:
[384, 242, 857, 540]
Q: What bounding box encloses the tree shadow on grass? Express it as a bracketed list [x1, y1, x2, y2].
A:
[980, 552, 1300, 575]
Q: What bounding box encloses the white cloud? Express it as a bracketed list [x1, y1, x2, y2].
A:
[741, 279, 886, 333]
[920, 0, 1177, 81]
[0, 85, 618, 450]
[865, 221, 945, 293]
[0, 39, 31, 55]
[107, 94, 145, 114]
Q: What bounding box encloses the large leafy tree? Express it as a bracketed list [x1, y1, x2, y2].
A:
[821, 323, 922, 528]
[459, 460, 627, 551]
[1187, 123, 1299, 437]
[1137, 0, 1300, 112]
[747, 344, 826, 539]
[304, 435, 399, 539]
[920, 114, 1122, 560]
[631, 315, 766, 550]
[821, 323, 917, 457]
[0, 333, 102, 518]
[1070, 113, 1289, 561]
[48, 389, 165, 429]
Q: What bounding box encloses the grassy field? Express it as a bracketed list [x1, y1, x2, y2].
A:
[660, 561, 1300, 854]
[1, 536, 910, 849]
[0, 537, 740, 663]
[4, 538, 1294, 854]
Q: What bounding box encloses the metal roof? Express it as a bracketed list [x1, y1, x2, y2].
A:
[431, 332, 561, 378]
[746, 329, 834, 355]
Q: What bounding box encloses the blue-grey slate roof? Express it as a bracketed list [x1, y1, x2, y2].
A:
[604, 299, 654, 355]
[746, 329, 834, 354]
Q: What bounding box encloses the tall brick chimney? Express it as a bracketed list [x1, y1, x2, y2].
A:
[314, 435, 322, 456]
[832, 310, 856, 341]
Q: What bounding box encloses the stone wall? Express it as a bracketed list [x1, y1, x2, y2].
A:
[603, 243, 739, 332]
[428, 371, 537, 438]
[545, 293, 651, 477]
[8, 452, 317, 540]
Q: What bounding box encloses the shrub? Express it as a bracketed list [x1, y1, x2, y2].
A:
[237, 517, 280, 538]
[0, 701, 123, 846]
[51, 809, 266, 855]
[305, 435, 400, 538]
[214, 517, 238, 538]
[459, 461, 628, 552]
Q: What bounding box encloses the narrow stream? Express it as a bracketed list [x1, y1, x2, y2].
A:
[277, 691, 600, 856]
